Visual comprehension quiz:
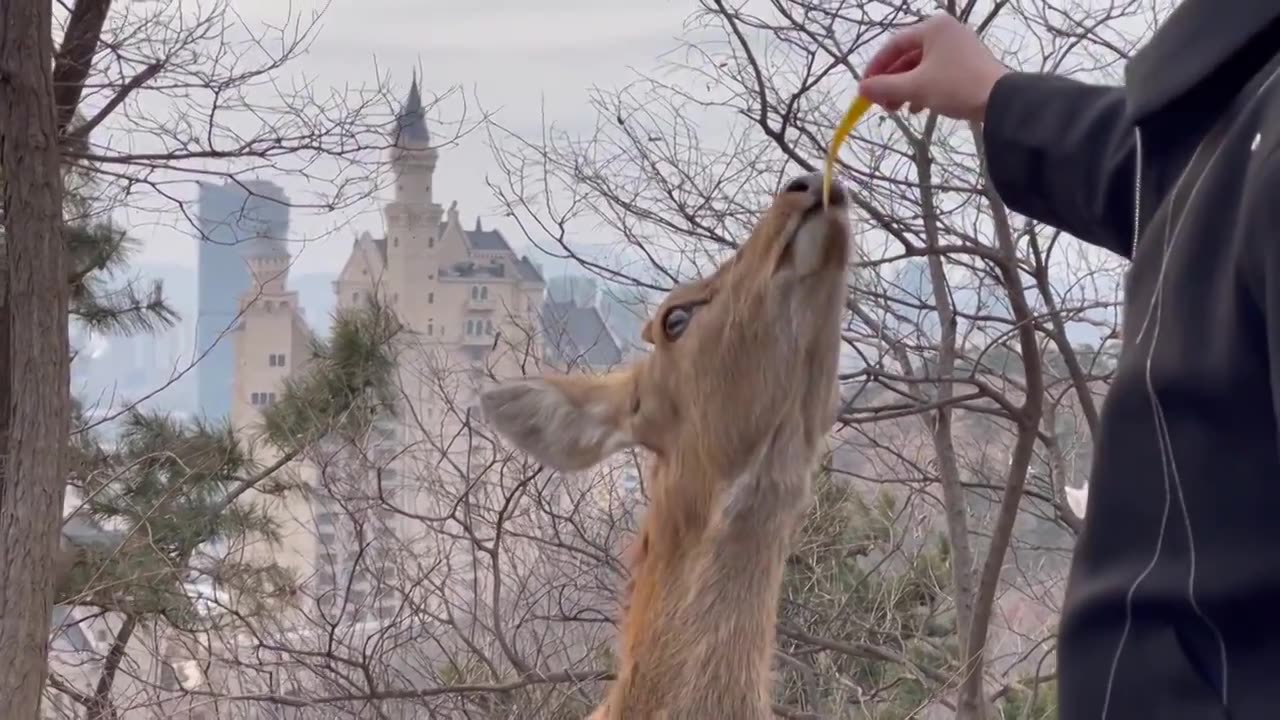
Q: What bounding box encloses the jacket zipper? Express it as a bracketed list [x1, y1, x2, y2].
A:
[1130, 127, 1143, 258]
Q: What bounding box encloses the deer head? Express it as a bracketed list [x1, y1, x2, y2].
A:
[481, 171, 851, 718]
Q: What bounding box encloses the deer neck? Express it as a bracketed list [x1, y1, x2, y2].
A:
[608, 452, 807, 717]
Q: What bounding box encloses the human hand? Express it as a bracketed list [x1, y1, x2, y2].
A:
[858, 14, 1010, 123]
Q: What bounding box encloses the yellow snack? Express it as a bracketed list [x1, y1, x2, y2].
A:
[823, 95, 873, 208]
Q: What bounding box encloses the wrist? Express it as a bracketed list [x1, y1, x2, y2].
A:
[968, 65, 1011, 124]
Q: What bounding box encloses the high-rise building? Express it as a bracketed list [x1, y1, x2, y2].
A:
[194, 179, 289, 420]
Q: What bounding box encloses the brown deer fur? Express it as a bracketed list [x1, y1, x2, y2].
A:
[481, 171, 851, 719]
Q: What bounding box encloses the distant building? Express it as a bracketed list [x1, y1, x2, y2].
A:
[194, 179, 289, 421]
[546, 274, 600, 308]
[545, 273, 640, 361]
[597, 283, 649, 356]
[542, 296, 624, 368]
[225, 76, 626, 622]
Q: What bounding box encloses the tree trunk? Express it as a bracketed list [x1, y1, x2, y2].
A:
[0, 0, 70, 716]
[913, 117, 982, 717]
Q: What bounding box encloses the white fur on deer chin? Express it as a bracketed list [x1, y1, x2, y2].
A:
[789, 211, 847, 277]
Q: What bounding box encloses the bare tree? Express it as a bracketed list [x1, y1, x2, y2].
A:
[48, 316, 628, 720]
[6, 0, 473, 715]
[47, 297, 1063, 719]
[35, 2, 1172, 719]
[484, 0, 1160, 716]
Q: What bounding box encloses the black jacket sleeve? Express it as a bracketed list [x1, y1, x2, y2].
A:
[1251, 146, 1280, 422]
[982, 72, 1137, 258]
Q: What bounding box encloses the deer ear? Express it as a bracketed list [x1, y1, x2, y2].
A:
[480, 371, 637, 472]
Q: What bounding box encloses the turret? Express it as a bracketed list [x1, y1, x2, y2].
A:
[243, 232, 290, 296]
[384, 73, 444, 306]
[389, 74, 437, 204]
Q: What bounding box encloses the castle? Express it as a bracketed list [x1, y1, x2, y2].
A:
[224, 77, 629, 621]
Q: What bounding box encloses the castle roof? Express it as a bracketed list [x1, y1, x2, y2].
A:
[541, 299, 623, 368]
[516, 256, 544, 283]
[393, 76, 430, 146]
[468, 228, 510, 251]
[441, 220, 511, 253]
[366, 222, 544, 284]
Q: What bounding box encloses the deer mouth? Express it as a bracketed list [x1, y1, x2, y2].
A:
[786, 202, 850, 277]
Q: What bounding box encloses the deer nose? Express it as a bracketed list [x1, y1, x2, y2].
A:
[783, 172, 846, 207]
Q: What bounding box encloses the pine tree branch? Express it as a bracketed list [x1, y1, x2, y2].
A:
[211, 449, 302, 518]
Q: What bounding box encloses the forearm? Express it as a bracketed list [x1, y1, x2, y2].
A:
[982, 72, 1137, 257]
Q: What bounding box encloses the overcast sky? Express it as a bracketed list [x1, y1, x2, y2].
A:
[122, 0, 696, 276]
[108, 0, 1145, 289]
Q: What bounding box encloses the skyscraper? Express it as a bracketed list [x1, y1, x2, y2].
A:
[194, 179, 289, 420]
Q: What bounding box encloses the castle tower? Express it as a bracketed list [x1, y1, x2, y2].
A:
[194, 179, 290, 421]
[227, 233, 318, 589]
[384, 75, 444, 322]
[229, 234, 311, 434]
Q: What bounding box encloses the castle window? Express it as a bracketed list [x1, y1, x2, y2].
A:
[485, 320, 494, 335]
[393, 237, 399, 247]
[428, 236, 434, 248]
[471, 286, 478, 300]
[352, 292, 360, 303]
[427, 322, 434, 336]
[466, 320, 475, 335]
[428, 292, 434, 304]
[251, 392, 277, 407]
[264, 300, 274, 312]
[268, 353, 286, 367]
[480, 286, 489, 300]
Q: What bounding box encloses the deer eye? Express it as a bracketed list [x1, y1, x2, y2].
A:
[662, 306, 692, 340]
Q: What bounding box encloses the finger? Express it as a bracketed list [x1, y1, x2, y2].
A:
[885, 48, 923, 75]
[858, 49, 922, 111]
[863, 22, 930, 78]
[858, 66, 924, 110]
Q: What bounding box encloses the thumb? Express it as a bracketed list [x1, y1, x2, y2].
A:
[859, 69, 922, 112]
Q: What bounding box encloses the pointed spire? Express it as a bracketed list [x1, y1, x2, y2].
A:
[406, 70, 423, 114]
[393, 70, 430, 146]
[474, 216, 482, 232]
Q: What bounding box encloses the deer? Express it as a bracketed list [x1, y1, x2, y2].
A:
[480, 170, 851, 719]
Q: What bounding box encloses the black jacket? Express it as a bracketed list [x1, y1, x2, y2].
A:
[982, 2, 1280, 718]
